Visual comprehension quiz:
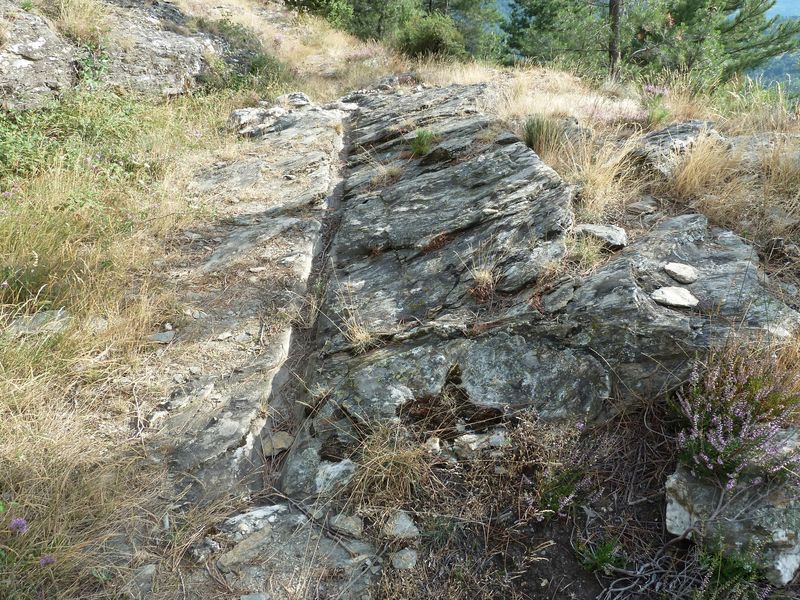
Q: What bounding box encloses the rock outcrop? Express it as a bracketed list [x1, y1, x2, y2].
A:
[139, 83, 800, 596]
[666, 463, 800, 586]
[278, 86, 798, 511]
[0, 0, 237, 108]
[0, 1, 76, 108]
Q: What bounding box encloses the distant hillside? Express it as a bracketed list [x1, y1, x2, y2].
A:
[753, 15, 800, 93]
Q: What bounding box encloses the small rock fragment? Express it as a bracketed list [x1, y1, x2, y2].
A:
[424, 437, 441, 454]
[390, 548, 418, 570]
[626, 196, 659, 215]
[216, 331, 233, 341]
[329, 513, 364, 538]
[147, 330, 176, 344]
[453, 433, 491, 458]
[315, 460, 356, 494]
[261, 431, 295, 456]
[574, 224, 628, 249]
[664, 262, 699, 284]
[240, 594, 270, 600]
[277, 92, 311, 107]
[489, 430, 508, 448]
[382, 510, 420, 540]
[651, 287, 699, 308]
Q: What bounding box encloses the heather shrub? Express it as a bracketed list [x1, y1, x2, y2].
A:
[676, 343, 800, 489]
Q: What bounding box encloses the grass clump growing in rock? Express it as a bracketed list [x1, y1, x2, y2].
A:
[565, 232, 606, 272]
[523, 114, 564, 161]
[410, 128, 438, 157]
[346, 422, 438, 518]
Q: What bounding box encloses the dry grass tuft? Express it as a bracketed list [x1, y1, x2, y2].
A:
[565, 232, 607, 272]
[657, 133, 800, 246]
[36, 0, 109, 45]
[346, 422, 438, 518]
[334, 285, 377, 353]
[554, 133, 648, 222]
[461, 244, 500, 304]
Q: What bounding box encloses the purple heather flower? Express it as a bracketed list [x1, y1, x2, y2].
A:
[575, 420, 585, 431]
[9, 517, 28, 535]
[39, 555, 55, 567]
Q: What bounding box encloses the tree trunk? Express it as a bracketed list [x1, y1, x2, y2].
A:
[609, 0, 622, 81]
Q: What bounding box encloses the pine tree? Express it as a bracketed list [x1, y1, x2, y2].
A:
[668, 0, 800, 78]
[505, 0, 800, 82]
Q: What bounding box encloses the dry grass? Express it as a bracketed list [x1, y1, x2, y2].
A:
[176, 0, 407, 101]
[564, 133, 648, 221]
[346, 422, 438, 518]
[460, 243, 500, 304]
[657, 133, 800, 246]
[0, 46, 288, 598]
[333, 285, 377, 353]
[35, 0, 109, 45]
[480, 68, 644, 131]
[565, 232, 607, 272]
[370, 402, 587, 598]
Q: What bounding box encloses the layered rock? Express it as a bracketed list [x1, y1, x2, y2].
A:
[278, 85, 799, 511]
[0, 0, 238, 107]
[0, 1, 76, 108]
[136, 82, 800, 596]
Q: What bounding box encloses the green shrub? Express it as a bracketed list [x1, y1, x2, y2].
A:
[409, 129, 438, 157]
[523, 115, 564, 158]
[189, 18, 289, 91]
[284, 0, 353, 27]
[397, 13, 466, 58]
[578, 539, 625, 574]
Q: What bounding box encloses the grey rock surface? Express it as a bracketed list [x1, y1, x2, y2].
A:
[574, 223, 628, 249]
[216, 503, 377, 598]
[666, 463, 800, 586]
[0, 1, 75, 109]
[0, 0, 241, 107]
[634, 120, 723, 178]
[280, 86, 799, 512]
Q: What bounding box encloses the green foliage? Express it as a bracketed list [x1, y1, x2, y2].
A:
[538, 467, 584, 513]
[347, 0, 418, 40]
[189, 18, 289, 91]
[20, 0, 33, 10]
[75, 45, 110, 84]
[578, 539, 625, 574]
[505, 0, 800, 86]
[522, 115, 564, 157]
[397, 12, 466, 57]
[409, 128, 438, 156]
[289, 0, 501, 58]
[285, 0, 354, 26]
[691, 542, 764, 600]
